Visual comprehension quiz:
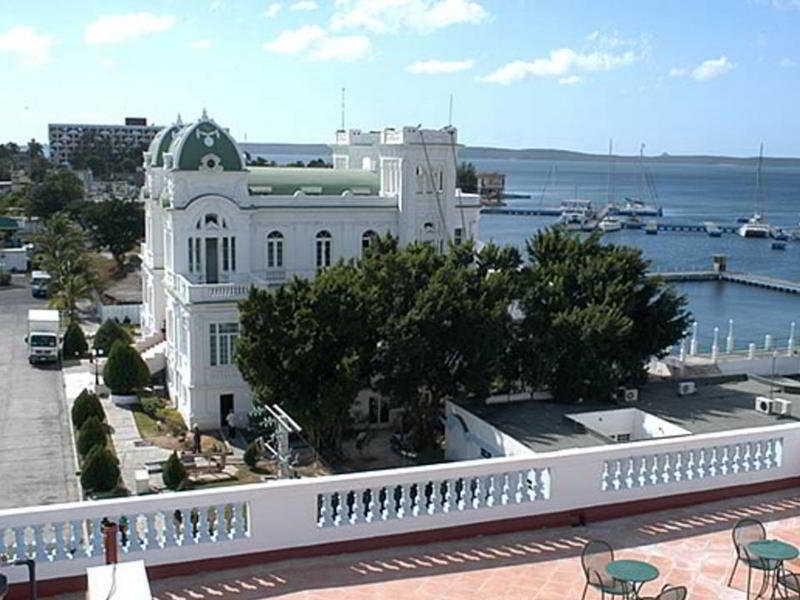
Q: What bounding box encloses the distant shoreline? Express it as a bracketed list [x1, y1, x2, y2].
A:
[240, 142, 800, 167]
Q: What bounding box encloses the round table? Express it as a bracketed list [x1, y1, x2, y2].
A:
[607, 559, 659, 599]
[747, 540, 799, 600]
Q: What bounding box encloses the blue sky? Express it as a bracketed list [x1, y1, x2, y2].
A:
[1, 0, 799, 156]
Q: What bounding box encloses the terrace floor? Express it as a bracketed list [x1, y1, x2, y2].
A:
[58, 486, 800, 599]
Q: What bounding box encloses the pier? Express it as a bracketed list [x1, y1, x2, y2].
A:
[652, 270, 800, 294]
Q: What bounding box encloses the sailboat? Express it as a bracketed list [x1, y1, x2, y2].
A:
[611, 143, 664, 217]
[738, 143, 771, 238]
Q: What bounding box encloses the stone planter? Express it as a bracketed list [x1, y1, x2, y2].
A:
[110, 393, 138, 406]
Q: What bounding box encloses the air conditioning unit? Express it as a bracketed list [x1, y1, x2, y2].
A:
[678, 381, 697, 396]
[755, 396, 773, 414]
[615, 387, 638, 403]
[771, 398, 793, 416]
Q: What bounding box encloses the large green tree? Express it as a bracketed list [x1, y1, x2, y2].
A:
[515, 229, 690, 402]
[28, 170, 84, 219]
[83, 198, 145, 273]
[236, 263, 369, 454]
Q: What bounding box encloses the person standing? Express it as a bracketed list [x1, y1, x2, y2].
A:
[192, 424, 201, 454]
[225, 411, 237, 438]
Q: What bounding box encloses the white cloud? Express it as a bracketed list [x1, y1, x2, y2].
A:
[0, 25, 54, 66]
[290, 1, 318, 10]
[479, 47, 638, 85]
[691, 55, 734, 81]
[84, 13, 176, 45]
[264, 25, 370, 61]
[558, 75, 581, 85]
[668, 67, 688, 77]
[209, 1, 225, 12]
[330, 0, 489, 34]
[98, 57, 116, 70]
[265, 3, 282, 18]
[779, 57, 797, 67]
[310, 34, 370, 60]
[191, 39, 213, 50]
[405, 58, 474, 74]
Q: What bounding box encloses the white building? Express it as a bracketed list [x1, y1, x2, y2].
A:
[140, 112, 481, 430]
[48, 118, 161, 166]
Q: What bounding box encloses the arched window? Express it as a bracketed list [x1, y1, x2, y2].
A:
[362, 157, 373, 171]
[361, 230, 377, 255]
[316, 230, 332, 269]
[267, 230, 284, 268]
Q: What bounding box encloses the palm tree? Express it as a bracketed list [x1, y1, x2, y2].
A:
[50, 272, 95, 320]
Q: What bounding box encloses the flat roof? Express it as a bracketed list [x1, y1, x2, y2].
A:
[455, 377, 800, 453]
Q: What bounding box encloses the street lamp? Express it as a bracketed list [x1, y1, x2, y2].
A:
[770, 350, 779, 400]
[93, 348, 104, 386]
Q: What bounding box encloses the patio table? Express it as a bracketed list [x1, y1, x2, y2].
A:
[607, 559, 659, 599]
[747, 540, 798, 600]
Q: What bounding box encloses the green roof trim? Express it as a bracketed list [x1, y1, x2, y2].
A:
[147, 124, 180, 167]
[168, 116, 244, 172]
[246, 167, 379, 196]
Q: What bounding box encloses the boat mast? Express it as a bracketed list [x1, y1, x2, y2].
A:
[754, 142, 765, 218]
[606, 138, 615, 205]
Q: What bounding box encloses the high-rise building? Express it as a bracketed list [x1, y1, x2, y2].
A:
[48, 118, 161, 166]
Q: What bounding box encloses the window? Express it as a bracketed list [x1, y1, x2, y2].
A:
[204, 213, 219, 227]
[267, 231, 284, 268]
[188, 238, 194, 272]
[209, 322, 239, 366]
[316, 230, 332, 269]
[222, 238, 229, 271]
[221, 236, 236, 272]
[361, 230, 376, 255]
[362, 157, 372, 171]
[438, 169, 444, 192]
[454, 227, 463, 245]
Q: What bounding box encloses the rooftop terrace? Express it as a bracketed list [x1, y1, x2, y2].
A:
[50, 485, 800, 600]
[456, 377, 800, 453]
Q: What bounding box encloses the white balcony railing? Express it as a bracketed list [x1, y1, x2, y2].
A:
[168, 271, 287, 304]
[1, 421, 798, 587]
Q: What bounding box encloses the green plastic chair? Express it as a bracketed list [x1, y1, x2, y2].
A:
[580, 540, 631, 600]
[640, 585, 687, 600]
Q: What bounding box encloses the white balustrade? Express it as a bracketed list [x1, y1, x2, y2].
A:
[316, 465, 552, 529]
[600, 437, 783, 492]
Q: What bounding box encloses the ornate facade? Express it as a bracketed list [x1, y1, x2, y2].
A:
[141, 112, 481, 429]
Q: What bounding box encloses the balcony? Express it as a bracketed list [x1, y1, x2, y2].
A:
[1, 420, 799, 598]
[169, 271, 286, 304]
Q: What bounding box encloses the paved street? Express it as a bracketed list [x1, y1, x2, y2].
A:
[0, 275, 80, 508]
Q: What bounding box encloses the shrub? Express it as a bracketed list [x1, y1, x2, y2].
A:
[141, 396, 164, 418]
[93, 319, 132, 355]
[244, 441, 260, 469]
[62, 320, 88, 359]
[81, 446, 120, 493]
[71, 389, 104, 429]
[77, 415, 107, 456]
[0, 270, 10, 286]
[103, 340, 149, 395]
[162, 451, 187, 490]
[157, 407, 187, 436]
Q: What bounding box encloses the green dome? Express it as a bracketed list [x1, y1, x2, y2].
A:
[146, 123, 181, 168]
[167, 112, 243, 172]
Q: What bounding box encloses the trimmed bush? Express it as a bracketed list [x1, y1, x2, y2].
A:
[162, 451, 187, 490]
[71, 389, 104, 429]
[243, 441, 260, 469]
[81, 446, 120, 493]
[103, 340, 149, 395]
[62, 320, 88, 359]
[93, 319, 132, 355]
[77, 415, 107, 456]
[141, 396, 164, 418]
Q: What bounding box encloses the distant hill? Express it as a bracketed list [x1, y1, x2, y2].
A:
[240, 142, 800, 167]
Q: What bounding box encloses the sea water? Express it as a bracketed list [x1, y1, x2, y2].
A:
[475, 158, 800, 350]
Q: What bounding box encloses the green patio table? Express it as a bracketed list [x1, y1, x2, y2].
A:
[747, 540, 798, 600]
[606, 559, 659, 599]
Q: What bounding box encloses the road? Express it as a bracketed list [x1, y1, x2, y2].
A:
[0, 274, 80, 508]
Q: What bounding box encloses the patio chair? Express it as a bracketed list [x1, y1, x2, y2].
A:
[640, 585, 687, 600]
[727, 517, 772, 598]
[778, 571, 800, 599]
[580, 540, 630, 600]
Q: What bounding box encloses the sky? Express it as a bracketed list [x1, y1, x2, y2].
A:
[1, 0, 799, 156]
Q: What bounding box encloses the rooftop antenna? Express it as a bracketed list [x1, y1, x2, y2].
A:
[340, 87, 346, 131]
[448, 93, 453, 127]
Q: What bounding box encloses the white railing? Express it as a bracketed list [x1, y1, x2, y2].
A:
[1, 422, 799, 585]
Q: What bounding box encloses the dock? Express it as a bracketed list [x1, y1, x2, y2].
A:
[651, 270, 800, 294]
